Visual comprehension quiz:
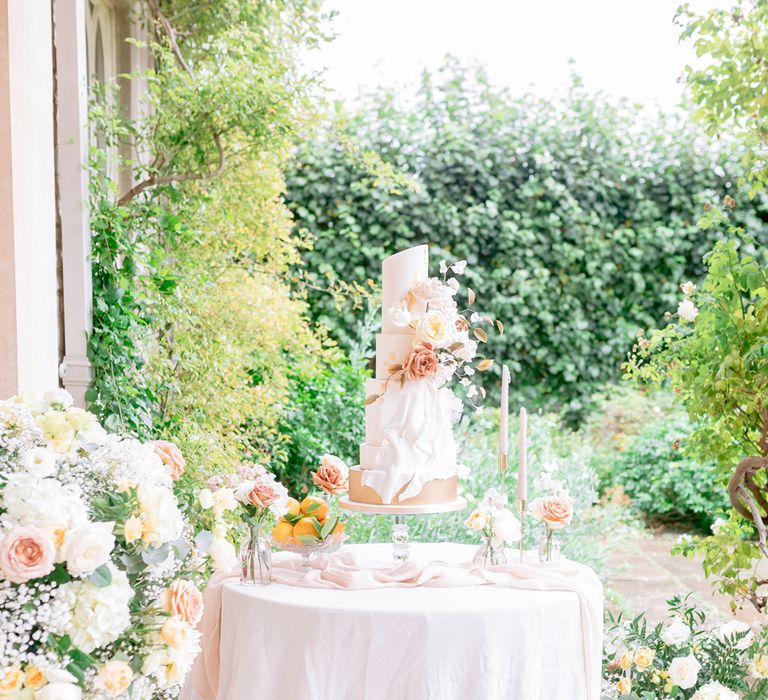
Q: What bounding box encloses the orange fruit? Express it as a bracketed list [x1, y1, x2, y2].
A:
[300, 496, 328, 521]
[293, 517, 320, 541]
[285, 498, 301, 518]
[271, 521, 294, 543]
[333, 521, 345, 535]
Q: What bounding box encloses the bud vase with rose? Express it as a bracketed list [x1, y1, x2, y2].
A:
[530, 494, 574, 563]
[465, 488, 521, 568]
[233, 466, 289, 585]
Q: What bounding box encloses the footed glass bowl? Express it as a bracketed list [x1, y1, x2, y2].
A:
[271, 532, 345, 569]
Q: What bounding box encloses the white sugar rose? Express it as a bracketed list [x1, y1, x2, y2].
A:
[388, 301, 412, 328]
[412, 277, 448, 303]
[61, 521, 115, 577]
[667, 654, 701, 690]
[691, 681, 739, 700]
[661, 618, 690, 646]
[677, 298, 699, 322]
[416, 310, 455, 348]
[714, 619, 753, 650]
[453, 337, 478, 362]
[21, 447, 56, 477]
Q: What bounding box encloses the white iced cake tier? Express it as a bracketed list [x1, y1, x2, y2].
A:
[349, 245, 462, 507]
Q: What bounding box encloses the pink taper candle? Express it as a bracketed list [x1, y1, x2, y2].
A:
[499, 366, 510, 455]
[518, 407, 528, 501]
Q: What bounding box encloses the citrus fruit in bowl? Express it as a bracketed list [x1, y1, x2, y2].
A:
[270, 495, 346, 565]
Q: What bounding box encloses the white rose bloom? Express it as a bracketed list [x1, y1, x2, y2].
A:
[412, 277, 449, 304]
[680, 281, 696, 295]
[450, 260, 467, 274]
[49, 569, 133, 652]
[677, 298, 699, 322]
[388, 301, 412, 328]
[714, 620, 753, 650]
[198, 488, 214, 509]
[35, 682, 82, 700]
[137, 482, 184, 545]
[43, 389, 74, 410]
[491, 509, 521, 546]
[21, 447, 57, 477]
[667, 655, 701, 689]
[61, 521, 116, 577]
[661, 618, 691, 646]
[691, 681, 739, 700]
[208, 536, 238, 571]
[416, 310, 455, 348]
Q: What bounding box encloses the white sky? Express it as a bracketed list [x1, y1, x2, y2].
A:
[304, 0, 729, 108]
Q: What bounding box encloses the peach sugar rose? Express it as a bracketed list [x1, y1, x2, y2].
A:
[404, 342, 439, 380]
[152, 440, 186, 480]
[312, 455, 349, 495]
[0, 526, 56, 584]
[243, 480, 281, 509]
[162, 579, 203, 626]
[531, 495, 573, 530]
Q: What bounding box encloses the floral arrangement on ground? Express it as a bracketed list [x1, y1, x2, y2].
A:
[0, 392, 203, 699]
[603, 595, 768, 699]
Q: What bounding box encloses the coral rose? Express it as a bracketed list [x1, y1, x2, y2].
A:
[312, 455, 349, 495]
[152, 440, 186, 480]
[531, 495, 574, 530]
[0, 526, 55, 583]
[404, 342, 439, 380]
[162, 579, 203, 625]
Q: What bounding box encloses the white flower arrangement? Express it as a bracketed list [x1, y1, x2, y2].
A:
[371, 258, 502, 411]
[0, 392, 203, 698]
[465, 488, 521, 548]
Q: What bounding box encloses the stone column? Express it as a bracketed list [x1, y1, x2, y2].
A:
[0, 0, 61, 399]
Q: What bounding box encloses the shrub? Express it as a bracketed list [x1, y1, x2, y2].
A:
[285, 62, 768, 420]
[602, 408, 729, 530]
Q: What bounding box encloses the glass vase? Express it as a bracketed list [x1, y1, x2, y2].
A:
[472, 537, 508, 568]
[538, 529, 560, 563]
[240, 522, 272, 585]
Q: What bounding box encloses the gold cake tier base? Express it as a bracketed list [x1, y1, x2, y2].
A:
[341, 468, 466, 515]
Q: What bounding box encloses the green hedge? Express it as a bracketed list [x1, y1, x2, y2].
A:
[285, 63, 767, 420]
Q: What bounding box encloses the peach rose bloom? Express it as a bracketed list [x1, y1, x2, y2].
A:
[533, 496, 573, 530]
[0, 666, 23, 692]
[404, 342, 439, 380]
[617, 678, 632, 695]
[23, 664, 45, 690]
[161, 616, 192, 650]
[465, 510, 489, 531]
[152, 440, 186, 480]
[96, 660, 133, 695]
[312, 455, 349, 495]
[0, 526, 56, 584]
[162, 579, 203, 625]
[244, 481, 281, 509]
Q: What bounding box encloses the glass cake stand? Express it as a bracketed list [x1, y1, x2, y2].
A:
[339, 496, 467, 562]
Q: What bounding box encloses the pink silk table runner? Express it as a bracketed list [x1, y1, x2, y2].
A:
[185, 543, 603, 700]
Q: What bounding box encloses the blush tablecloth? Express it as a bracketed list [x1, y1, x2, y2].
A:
[181, 542, 603, 700]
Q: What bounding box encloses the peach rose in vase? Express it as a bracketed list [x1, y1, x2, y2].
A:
[529, 495, 574, 562]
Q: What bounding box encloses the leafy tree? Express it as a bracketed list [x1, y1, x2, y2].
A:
[286, 62, 767, 421]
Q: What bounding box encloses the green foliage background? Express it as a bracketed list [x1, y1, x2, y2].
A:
[286, 63, 767, 419]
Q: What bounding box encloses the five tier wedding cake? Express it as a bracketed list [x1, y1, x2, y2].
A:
[347, 245, 491, 510]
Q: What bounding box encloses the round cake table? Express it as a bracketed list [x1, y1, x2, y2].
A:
[182, 542, 599, 700]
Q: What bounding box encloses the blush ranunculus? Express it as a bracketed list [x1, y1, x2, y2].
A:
[312, 455, 349, 495]
[162, 579, 203, 625]
[152, 440, 186, 480]
[403, 342, 439, 380]
[0, 526, 56, 584]
[531, 495, 574, 530]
